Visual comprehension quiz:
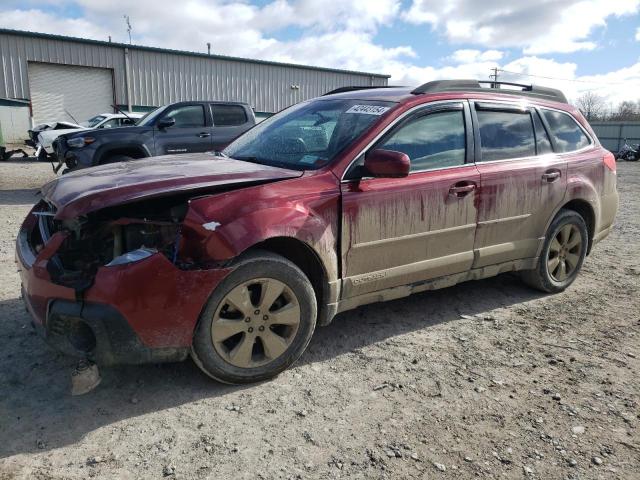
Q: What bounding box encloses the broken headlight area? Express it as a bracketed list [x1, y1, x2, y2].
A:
[47, 219, 180, 290]
[37, 197, 189, 292]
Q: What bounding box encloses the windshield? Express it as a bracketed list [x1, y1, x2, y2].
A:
[136, 106, 166, 126]
[83, 115, 106, 128]
[223, 98, 396, 170]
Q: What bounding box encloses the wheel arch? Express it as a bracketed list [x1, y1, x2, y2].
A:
[96, 144, 149, 165]
[556, 199, 596, 254]
[245, 236, 334, 326]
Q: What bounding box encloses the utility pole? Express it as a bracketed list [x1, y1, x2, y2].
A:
[490, 67, 500, 88]
[207, 42, 211, 55]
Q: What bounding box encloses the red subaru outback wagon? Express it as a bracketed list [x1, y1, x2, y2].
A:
[16, 80, 618, 384]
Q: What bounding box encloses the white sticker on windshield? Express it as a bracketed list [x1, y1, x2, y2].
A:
[345, 105, 390, 115]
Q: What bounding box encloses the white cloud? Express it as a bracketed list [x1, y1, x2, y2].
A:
[636, 27, 640, 41]
[403, 0, 640, 55]
[449, 49, 503, 64]
[0, 9, 111, 40]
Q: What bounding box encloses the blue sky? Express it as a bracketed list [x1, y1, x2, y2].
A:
[1, 0, 639, 103]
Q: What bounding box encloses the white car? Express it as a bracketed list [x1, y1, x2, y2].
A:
[36, 112, 142, 159]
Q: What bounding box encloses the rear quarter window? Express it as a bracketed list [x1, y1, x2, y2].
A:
[541, 110, 591, 152]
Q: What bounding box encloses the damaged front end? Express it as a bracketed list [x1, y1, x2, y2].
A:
[17, 155, 305, 365]
[17, 194, 233, 366]
[38, 196, 188, 295]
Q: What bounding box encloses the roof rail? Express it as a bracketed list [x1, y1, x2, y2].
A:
[323, 86, 402, 96]
[411, 79, 567, 103]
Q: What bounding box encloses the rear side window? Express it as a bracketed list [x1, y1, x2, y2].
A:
[378, 110, 466, 171]
[541, 110, 591, 152]
[212, 105, 248, 126]
[533, 111, 553, 154]
[477, 110, 536, 161]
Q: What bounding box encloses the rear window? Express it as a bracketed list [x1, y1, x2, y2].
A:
[212, 105, 248, 126]
[477, 110, 536, 161]
[541, 110, 591, 152]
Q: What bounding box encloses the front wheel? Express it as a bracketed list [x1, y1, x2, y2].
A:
[191, 251, 317, 384]
[37, 148, 49, 162]
[521, 210, 588, 293]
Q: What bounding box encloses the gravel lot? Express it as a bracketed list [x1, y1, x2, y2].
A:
[0, 158, 638, 480]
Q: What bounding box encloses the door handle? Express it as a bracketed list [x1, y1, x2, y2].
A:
[449, 182, 476, 197]
[198, 132, 211, 138]
[542, 170, 561, 182]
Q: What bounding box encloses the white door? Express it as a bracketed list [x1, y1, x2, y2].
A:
[28, 63, 114, 125]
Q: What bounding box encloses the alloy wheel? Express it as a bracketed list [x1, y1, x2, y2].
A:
[547, 224, 583, 282]
[211, 278, 301, 368]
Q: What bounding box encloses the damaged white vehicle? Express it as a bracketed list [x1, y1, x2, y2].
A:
[36, 113, 142, 161]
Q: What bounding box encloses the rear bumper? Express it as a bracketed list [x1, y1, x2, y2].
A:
[593, 190, 619, 248]
[16, 211, 232, 366]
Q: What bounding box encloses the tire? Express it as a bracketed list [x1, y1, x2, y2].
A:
[191, 251, 317, 384]
[37, 149, 49, 162]
[521, 209, 588, 293]
[102, 154, 134, 164]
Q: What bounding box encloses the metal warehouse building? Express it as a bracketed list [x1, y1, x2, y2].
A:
[0, 28, 389, 143]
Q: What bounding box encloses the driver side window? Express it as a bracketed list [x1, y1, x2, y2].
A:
[377, 110, 466, 172]
[165, 105, 205, 128]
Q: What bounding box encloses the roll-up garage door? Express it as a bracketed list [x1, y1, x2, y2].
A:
[28, 63, 114, 125]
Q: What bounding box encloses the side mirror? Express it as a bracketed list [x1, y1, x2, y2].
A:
[364, 149, 410, 178]
[157, 117, 176, 129]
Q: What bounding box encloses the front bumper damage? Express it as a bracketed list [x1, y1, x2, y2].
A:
[16, 201, 231, 366]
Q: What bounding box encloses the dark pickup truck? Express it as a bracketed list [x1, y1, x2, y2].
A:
[55, 101, 256, 171]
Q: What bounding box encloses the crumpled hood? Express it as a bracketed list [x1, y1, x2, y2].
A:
[39, 127, 86, 145]
[41, 153, 303, 220]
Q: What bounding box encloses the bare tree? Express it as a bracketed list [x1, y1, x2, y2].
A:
[575, 91, 607, 121]
[610, 100, 640, 121]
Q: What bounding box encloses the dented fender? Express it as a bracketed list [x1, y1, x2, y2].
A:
[180, 172, 341, 284]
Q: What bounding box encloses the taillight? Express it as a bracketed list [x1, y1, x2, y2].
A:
[603, 151, 616, 173]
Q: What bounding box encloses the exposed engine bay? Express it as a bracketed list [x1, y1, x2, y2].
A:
[30, 195, 191, 293]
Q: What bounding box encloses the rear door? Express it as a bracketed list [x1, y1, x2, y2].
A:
[341, 101, 480, 299]
[472, 102, 567, 268]
[154, 103, 213, 155]
[211, 104, 252, 150]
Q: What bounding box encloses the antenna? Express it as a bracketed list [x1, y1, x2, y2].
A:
[123, 15, 132, 44]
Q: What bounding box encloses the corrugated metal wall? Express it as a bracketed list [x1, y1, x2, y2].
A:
[0, 30, 388, 113]
[591, 122, 640, 152]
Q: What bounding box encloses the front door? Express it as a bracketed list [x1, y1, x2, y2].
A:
[154, 103, 213, 155]
[472, 102, 567, 268]
[341, 101, 480, 299]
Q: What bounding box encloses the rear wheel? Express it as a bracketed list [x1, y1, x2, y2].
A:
[521, 210, 588, 293]
[191, 251, 317, 384]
